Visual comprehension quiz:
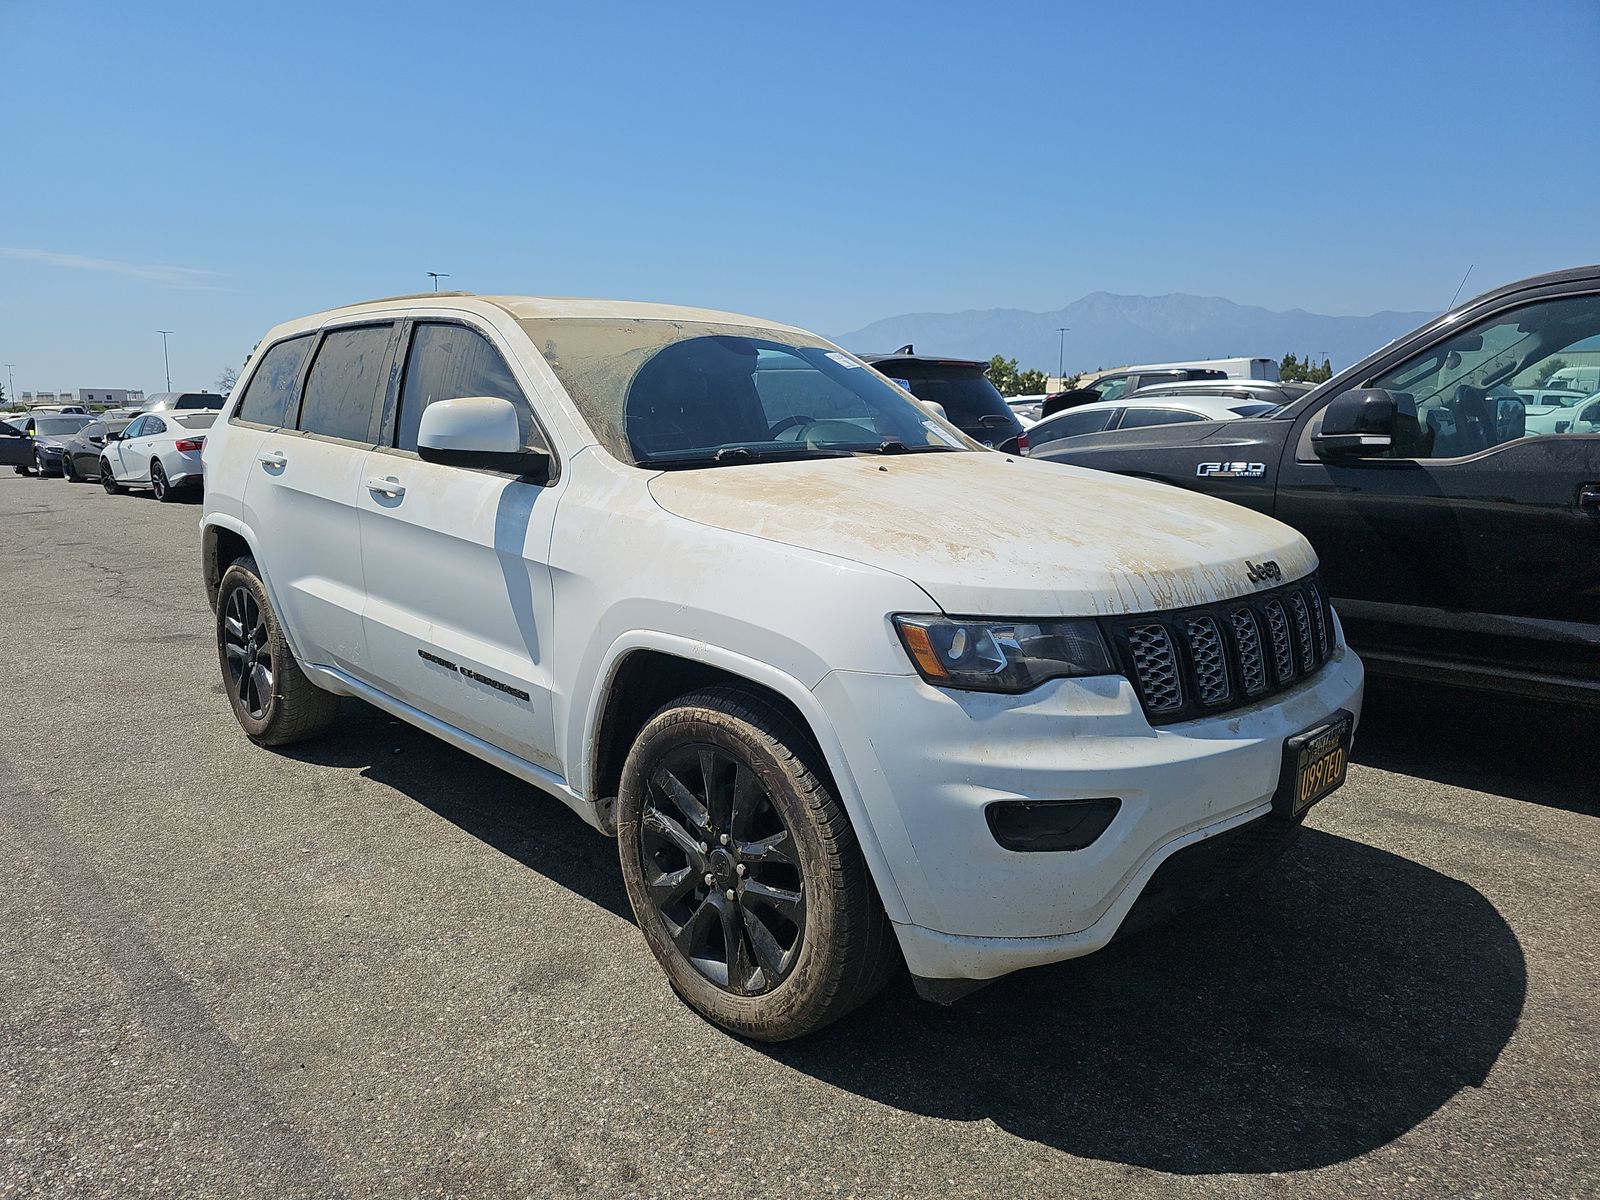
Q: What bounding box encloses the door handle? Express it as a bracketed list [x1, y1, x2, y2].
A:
[366, 475, 405, 499]
[259, 451, 287, 469]
[1579, 483, 1600, 514]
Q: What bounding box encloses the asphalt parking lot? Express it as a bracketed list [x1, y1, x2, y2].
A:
[2, 470, 1596, 1200]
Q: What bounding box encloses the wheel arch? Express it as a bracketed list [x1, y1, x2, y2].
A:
[202, 518, 258, 613]
[581, 636, 911, 924]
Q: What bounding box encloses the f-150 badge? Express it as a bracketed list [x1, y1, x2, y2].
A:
[1196, 461, 1265, 478]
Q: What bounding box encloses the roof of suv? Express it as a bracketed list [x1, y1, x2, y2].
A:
[1129, 379, 1314, 400]
[856, 346, 987, 370]
[313, 292, 808, 334]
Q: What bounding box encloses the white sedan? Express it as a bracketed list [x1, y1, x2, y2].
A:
[100, 411, 216, 501]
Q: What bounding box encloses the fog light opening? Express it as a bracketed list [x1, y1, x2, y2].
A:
[985, 797, 1121, 852]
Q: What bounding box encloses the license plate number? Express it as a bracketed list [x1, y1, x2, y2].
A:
[1273, 710, 1354, 820]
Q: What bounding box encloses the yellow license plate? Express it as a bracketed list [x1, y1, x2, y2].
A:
[1275, 711, 1353, 820]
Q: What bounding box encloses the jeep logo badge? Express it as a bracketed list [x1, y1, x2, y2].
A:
[1246, 559, 1282, 585]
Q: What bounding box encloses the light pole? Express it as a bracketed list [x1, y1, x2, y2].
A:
[4, 363, 14, 409]
[157, 331, 174, 392]
[1056, 327, 1070, 385]
[427, 271, 450, 292]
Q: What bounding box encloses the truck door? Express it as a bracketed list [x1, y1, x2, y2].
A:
[1274, 287, 1600, 692]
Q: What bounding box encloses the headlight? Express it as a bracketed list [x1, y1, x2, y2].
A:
[893, 615, 1114, 693]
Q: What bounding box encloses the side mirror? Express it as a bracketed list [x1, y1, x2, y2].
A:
[106, 430, 124, 442]
[1312, 389, 1399, 458]
[921, 400, 949, 422]
[417, 396, 550, 476]
[1040, 388, 1101, 419]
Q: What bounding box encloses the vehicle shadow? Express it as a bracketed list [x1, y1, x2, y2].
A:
[281, 698, 1526, 1176]
[280, 698, 633, 922]
[770, 831, 1526, 1174]
[1355, 678, 1597, 814]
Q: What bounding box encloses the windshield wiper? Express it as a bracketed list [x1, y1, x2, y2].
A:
[866, 439, 959, 454]
[641, 446, 854, 470]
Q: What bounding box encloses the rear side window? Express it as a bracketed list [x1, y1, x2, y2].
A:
[236, 335, 314, 428]
[1031, 407, 1116, 447]
[299, 325, 394, 442]
[143, 416, 168, 435]
[395, 323, 528, 451]
[1118, 407, 1206, 429]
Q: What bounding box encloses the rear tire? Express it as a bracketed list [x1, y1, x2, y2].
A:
[100, 459, 122, 494]
[617, 685, 898, 1041]
[215, 556, 340, 746]
[151, 459, 175, 502]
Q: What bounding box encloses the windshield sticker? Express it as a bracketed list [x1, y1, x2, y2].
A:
[825, 352, 862, 369]
[924, 420, 966, 448]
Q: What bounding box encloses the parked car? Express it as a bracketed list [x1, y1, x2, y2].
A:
[1028, 393, 1285, 454]
[139, 391, 225, 413]
[0, 417, 31, 470]
[4, 413, 95, 475]
[1126, 378, 1317, 408]
[99, 405, 144, 420]
[859, 346, 1029, 453]
[100, 411, 215, 499]
[1032, 263, 1600, 707]
[200, 293, 1362, 1040]
[28, 403, 89, 415]
[1041, 365, 1231, 419]
[58, 419, 133, 481]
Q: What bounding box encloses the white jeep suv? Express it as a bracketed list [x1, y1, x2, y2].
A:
[200, 292, 1364, 1040]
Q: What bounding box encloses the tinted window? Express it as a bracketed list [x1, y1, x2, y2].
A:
[174, 393, 223, 409]
[1031, 407, 1117, 447]
[299, 325, 393, 442]
[142, 416, 168, 436]
[237, 335, 314, 428]
[1118, 407, 1206, 429]
[82, 422, 106, 439]
[33, 416, 93, 436]
[887, 363, 1023, 445]
[1092, 376, 1132, 403]
[396, 323, 528, 451]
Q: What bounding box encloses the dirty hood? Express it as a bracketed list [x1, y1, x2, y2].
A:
[648, 452, 1317, 618]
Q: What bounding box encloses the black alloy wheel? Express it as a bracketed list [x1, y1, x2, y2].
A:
[151, 459, 170, 501]
[61, 454, 77, 482]
[640, 743, 806, 994]
[222, 584, 273, 721]
[34, 451, 50, 477]
[100, 459, 121, 494]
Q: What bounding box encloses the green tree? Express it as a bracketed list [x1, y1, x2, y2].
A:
[1015, 368, 1048, 394]
[986, 355, 1020, 396]
[1535, 358, 1568, 387]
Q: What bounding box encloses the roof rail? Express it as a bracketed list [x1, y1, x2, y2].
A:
[331, 290, 476, 309]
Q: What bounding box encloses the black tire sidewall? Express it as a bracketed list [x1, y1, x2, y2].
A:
[216, 559, 282, 742]
[617, 697, 853, 1041]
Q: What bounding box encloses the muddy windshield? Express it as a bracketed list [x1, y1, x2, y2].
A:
[520, 318, 974, 468]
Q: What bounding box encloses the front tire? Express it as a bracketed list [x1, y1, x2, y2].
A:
[100, 459, 122, 494]
[216, 556, 340, 746]
[617, 686, 897, 1041]
[34, 452, 54, 477]
[62, 455, 78, 482]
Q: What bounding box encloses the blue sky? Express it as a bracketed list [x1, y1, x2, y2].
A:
[3, 0, 1597, 393]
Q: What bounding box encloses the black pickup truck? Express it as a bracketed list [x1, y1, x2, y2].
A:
[1034, 265, 1600, 706]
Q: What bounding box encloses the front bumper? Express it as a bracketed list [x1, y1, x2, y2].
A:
[814, 633, 1364, 983]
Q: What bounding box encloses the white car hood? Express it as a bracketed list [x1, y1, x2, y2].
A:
[648, 452, 1317, 618]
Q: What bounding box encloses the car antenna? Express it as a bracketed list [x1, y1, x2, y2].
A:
[1446, 264, 1473, 312]
[894, 343, 914, 355]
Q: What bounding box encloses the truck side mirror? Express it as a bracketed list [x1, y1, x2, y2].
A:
[1312, 389, 1399, 458]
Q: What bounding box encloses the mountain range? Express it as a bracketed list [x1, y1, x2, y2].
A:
[833, 292, 1437, 377]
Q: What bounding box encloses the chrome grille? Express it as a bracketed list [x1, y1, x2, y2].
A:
[1103, 573, 1337, 724]
[1184, 615, 1231, 706]
[1264, 599, 1295, 684]
[1229, 607, 1269, 696]
[1127, 623, 1183, 712]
